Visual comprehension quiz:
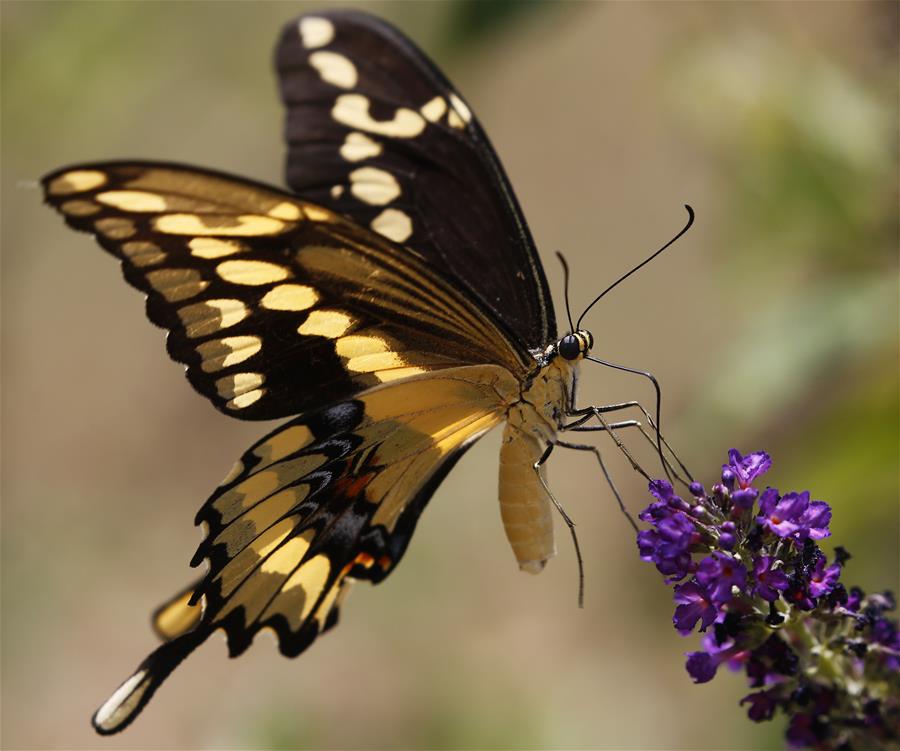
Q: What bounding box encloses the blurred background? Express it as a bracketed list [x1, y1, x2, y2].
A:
[2, 1, 897, 749]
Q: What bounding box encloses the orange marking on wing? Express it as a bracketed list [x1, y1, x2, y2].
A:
[341, 551, 377, 577]
[333, 472, 375, 499]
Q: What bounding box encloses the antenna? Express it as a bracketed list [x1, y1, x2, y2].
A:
[555, 251, 575, 333]
[575, 205, 694, 330]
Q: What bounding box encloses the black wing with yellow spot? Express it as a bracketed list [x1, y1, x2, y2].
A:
[92, 370, 514, 734]
[276, 10, 556, 350]
[44, 8, 562, 737]
[42, 162, 531, 421]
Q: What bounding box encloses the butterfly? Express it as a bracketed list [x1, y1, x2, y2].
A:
[42, 9, 684, 735]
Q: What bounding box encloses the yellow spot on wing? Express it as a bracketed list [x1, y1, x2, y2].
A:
[95, 217, 136, 239]
[373, 366, 428, 383]
[349, 167, 401, 206]
[216, 260, 290, 286]
[215, 372, 264, 399]
[215, 486, 307, 556]
[122, 241, 165, 267]
[309, 51, 358, 89]
[285, 555, 331, 621]
[214, 469, 281, 522]
[298, 16, 334, 48]
[370, 208, 413, 243]
[262, 535, 315, 576]
[227, 389, 264, 410]
[155, 213, 288, 236]
[60, 200, 100, 216]
[302, 205, 334, 222]
[335, 334, 389, 358]
[196, 335, 262, 372]
[48, 169, 106, 195]
[346, 351, 406, 373]
[420, 96, 447, 122]
[189, 237, 245, 259]
[93, 668, 151, 732]
[313, 581, 343, 627]
[268, 201, 302, 221]
[448, 93, 472, 128]
[146, 268, 208, 302]
[298, 310, 353, 338]
[216, 517, 298, 597]
[178, 298, 248, 338]
[340, 132, 382, 162]
[261, 284, 318, 311]
[153, 590, 203, 640]
[332, 94, 426, 138]
[96, 190, 167, 212]
[253, 425, 314, 465]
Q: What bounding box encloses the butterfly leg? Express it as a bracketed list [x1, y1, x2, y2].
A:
[563, 401, 692, 485]
[568, 359, 675, 482]
[533, 443, 585, 608]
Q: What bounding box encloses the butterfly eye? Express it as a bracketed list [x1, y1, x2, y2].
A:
[558, 335, 581, 360]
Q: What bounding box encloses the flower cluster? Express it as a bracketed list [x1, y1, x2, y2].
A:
[637, 449, 899, 750]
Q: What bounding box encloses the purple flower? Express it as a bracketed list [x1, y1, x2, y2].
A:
[757, 490, 831, 541]
[731, 487, 758, 511]
[639, 480, 690, 522]
[724, 449, 772, 489]
[846, 586, 865, 611]
[685, 651, 717, 683]
[646, 479, 690, 513]
[758, 490, 806, 537]
[752, 556, 790, 602]
[673, 581, 718, 634]
[718, 521, 736, 550]
[741, 690, 778, 722]
[807, 556, 840, 598]
[702, 631, 749, 673]
[797, 500, 831, 540]
[696, 552, 747, 605]
[637, 449, 899, 750]
[637, 507, 698, 580]
[685, 631, 749, 684]
[721, 468, 736, 491]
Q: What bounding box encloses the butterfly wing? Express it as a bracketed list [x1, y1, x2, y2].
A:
[42, 162, 532, 420]
[276, 10, 556, 350]
[92, 369, 516, 734]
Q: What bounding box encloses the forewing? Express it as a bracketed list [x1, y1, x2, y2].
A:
[43, 162, 530, 420]
[276, 10, 556, 349]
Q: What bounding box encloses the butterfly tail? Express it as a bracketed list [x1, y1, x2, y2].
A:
[92, 627, 208, 735]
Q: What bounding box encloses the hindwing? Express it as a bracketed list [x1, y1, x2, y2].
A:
[92, 371, 515, 734]
[276, 10, 556, 349]
[42, 162, 531, 420]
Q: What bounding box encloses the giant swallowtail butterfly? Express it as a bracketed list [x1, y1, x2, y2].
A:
[42, 10, 679, 734]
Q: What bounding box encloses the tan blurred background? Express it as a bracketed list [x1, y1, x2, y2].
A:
[2, 2, 897, 749]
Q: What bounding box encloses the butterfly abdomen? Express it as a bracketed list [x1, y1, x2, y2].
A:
[498, 414, 556, 574]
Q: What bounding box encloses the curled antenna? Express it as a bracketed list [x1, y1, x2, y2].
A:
[575, 205, 695, 330]
[555, 250, 575, 334]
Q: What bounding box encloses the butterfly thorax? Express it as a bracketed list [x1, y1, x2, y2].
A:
[498, 330, 591, 573]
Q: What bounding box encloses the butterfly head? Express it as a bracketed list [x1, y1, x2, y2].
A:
[556, 330, 593, 361]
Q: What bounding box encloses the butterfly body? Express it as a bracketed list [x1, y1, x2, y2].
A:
[42, 10, 607, 735]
